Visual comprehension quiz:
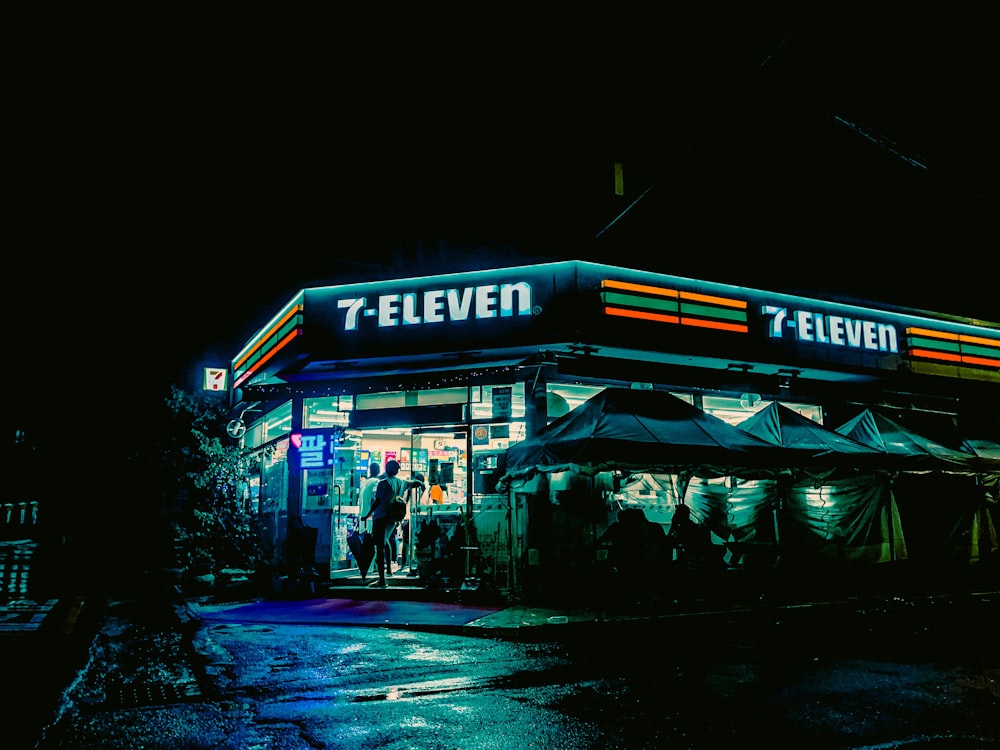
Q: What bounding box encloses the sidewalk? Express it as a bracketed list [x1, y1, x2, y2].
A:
[187, 592, 606, 638]
[188, 562, 1000, 641]
[182, 581, 948, 640]
[240, 562, 776, 637]
[189, 591, 838, 640]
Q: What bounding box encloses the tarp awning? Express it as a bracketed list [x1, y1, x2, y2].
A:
[835, 408, 983, 472]
[502, 388, 823, 483]
[735, 402, 883, 468]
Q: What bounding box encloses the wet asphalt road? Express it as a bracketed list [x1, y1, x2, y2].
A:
[24, 592, 1000, 749]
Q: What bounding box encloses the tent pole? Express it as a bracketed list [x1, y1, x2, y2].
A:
[887, 473, 896, 562]
[773, 473, 784, 547]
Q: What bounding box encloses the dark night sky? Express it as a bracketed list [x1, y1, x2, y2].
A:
[8, 4, 999, 444]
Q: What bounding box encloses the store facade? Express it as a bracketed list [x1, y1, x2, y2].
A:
[226, 261, 1000, 600]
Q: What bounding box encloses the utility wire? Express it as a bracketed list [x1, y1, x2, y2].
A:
[593, 182, 657, 240]
[591, 29, 793, 244]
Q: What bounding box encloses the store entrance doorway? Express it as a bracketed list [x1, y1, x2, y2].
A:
[405, 427, 470, 587]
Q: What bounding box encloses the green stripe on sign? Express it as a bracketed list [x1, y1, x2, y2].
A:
[679, 302, 747, 322]
[602, 291, 679, 313]
[908, 336, 961, 353]
[962, 342, 1000, 358]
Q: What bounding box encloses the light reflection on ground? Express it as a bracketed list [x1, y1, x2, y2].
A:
[403, 645, 464, 664]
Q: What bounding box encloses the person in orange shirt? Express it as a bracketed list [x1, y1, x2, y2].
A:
[412, 472, 446, 504]
[429, 482, 446, 504]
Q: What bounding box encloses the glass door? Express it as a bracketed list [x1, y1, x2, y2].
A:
[410, 428, 468, 508]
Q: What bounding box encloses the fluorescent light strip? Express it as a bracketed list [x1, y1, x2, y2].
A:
[678, 291, 748, 309]
[233, 303, 304, 372]
[906, 326, 1000, 370]
[234, 294, 305, 363]
[907, 327, 1000, 349]
[601, 279, 748, 311]
[961, 333, 1000, 348]
[601, 279, 678, 297]
[233, 328, 303, 388]
[602, 291, 679, 313]
[906, 326, 958, 342]
[605, 307, 680, 324]
[908, 348, 1000, 369]
[909, 348, 963, 364]
[678, 302, 748, 323]
[962, 354, 1000, 368]
[602, 279, 748, 333]
[963, 343, 1000, 358]
[679, 318, 749, 333]
[908, 336, 960, 353]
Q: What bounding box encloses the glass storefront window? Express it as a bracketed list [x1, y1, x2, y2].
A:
[304, 396, 352, 428]
[469, 384, 526, 420]
[547, 383, 604, 418]
[245, 400, 294, 450]
[264, 401, 293, 442]
[355, 391, 407, 410]
[355, 387, 470, 411]
[412, 387, 469, 406]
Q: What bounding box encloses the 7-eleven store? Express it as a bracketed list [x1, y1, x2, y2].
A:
[226, 261, 1000, 600]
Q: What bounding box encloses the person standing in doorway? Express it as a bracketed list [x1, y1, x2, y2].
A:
[352, 462, 382, 581]
[363, 459, 407, 588]
[358, 463, 381, 533]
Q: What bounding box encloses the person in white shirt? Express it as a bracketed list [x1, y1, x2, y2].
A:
[358, 463, 381, 532]
[362, 459, 407, 588]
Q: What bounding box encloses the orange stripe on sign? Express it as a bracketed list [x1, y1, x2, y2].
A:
[602, 279, 679, 298]
[680, 317, 749, 333]
[909, 348, 963, 363]
[906, 327, 958, 341]
[605, 307, 680, 324]
[960, 333, 1000, 348]
[233, 328, 302, 388]
[962, 354, 1000, 368]
[678, 291, 747, 309]
[234, 304, 304, 370]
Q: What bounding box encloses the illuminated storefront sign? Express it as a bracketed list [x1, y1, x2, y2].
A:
[337, 282, 533, 331]
[232, 262, 1000, 392]
[600, 278, 749, 333]
[906, 327, 1000, 371]
[203, 367, 228, 391]
[289, 427, 347, 470]
[762, 305, 899, 353]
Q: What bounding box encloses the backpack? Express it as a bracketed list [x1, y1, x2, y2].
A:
[389, 495, 408, 522]
[378, 477, 408, 522]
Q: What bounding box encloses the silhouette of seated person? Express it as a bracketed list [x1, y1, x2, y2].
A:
[597, 508, 670, 575]
[665, 504, 721, 574]
[595, 507, 670, 610]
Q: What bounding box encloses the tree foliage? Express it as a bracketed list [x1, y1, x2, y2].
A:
[163, 385, 257, 580]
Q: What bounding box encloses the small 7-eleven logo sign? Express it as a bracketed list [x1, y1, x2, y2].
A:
[203, 367, 228, 392]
